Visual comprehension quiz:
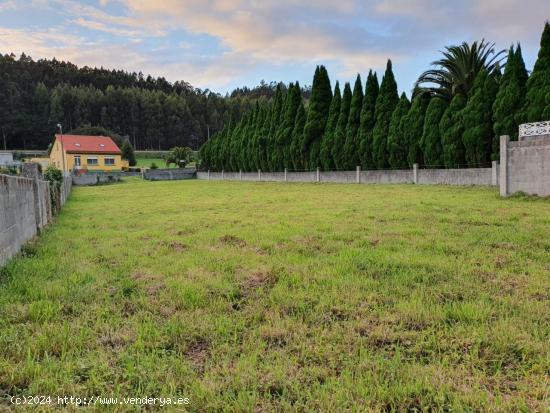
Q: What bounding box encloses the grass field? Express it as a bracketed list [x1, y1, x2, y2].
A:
[1, 179, 549, 411]
[134, 157, 176, 169]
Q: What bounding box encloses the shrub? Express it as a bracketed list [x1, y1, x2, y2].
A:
[150, 162, 159, 169]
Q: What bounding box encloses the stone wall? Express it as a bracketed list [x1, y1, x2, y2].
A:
[500, 134, 550, 196]
[142, 168, 196, 181]
[197, 165, 497, 187]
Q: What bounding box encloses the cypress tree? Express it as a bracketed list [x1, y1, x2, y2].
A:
[372, 60, 399, 168]
[421, 97, 448, 166]
[358, 71, 379, 169]
[440, 94, 467, 167]
[249, 102, 263, 170]
[290, 101, 306, 170]
[259, 105, 272, 171]
[303, 66, 333, 169]
[267, 85, 284, 170]
[521, 22, 550, 122]
[331, 82, 352, 169]
[463, 70, 499, 165]
[276, 83, 302, 169]
[493, 44, 528, 155]
[387, 93, 411, 168]
[402, 94, 430, 166]
[319, 82, 341, 170]
[342, 74, 364, 169]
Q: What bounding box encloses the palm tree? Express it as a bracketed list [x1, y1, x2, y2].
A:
[414, 40, 506, 100]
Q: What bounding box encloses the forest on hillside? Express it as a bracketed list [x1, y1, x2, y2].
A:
[0, 55, 302, 150]
[200, 23, 550, 172]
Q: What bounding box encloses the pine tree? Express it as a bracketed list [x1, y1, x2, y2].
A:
[303, 66, 332, 169]
[463, 70, 499, 165]
[372, 60, 399, 168]
[342, 74, 364, 169]
[421, 97, 448, 166]
[319, 82, 341, 170]
[403, 94, 430, 166]
[440, 94, 467, 168]
[331, 82, 352, 169]
[493, 44, 528, 144]
[521, 22, 550, 122]
[358, 71, 379, 169]
[387, 93, 411, 168]
[290, 101, 306, 170]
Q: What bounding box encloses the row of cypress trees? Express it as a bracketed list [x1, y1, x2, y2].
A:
[200, 23, 550, 172]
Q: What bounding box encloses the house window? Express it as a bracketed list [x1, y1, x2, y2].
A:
[104, 157, 115, 166]
[74, 156, 81, 167]
[87, 157, 98, 166]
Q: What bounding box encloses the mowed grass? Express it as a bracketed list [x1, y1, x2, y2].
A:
[135, 157, 176, 168]
[1, 179, 549, 412]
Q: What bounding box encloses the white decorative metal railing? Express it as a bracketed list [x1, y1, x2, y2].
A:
[518, 121, 550, 138]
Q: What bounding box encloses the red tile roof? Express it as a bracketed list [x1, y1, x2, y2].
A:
[55, 135, 122, 154]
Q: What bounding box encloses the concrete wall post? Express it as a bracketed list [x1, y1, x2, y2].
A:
[316, 167, 320, 183]
[284, 168, 287, 182]
[221, 169, 224, 180]
[491, 161, 498, 186]
[208, 170, 210, 181]
[500, 135, 509, 197]
[31, 177, 41, 232]
[356, 166, 360, 183]
[413, 163, 418, 184]
[258, 169, 261, 181]
[239, 170, 242, 181]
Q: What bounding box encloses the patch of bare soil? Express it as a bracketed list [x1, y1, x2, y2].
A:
[219, 235, 247, 247]
[184, 338, 210, 372]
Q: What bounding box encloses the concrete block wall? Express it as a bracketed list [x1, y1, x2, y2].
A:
[500, 134, 550, 196]
[198, 166, 496, 186]
[417, 167, 494, 186]
[1, 173, 72, 266]
[142, 169, 196, 181]
[73, 173, 121, 186]
[1, 175, 48, 265]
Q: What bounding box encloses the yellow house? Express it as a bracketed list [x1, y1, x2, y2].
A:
[49, 134, 128, 172]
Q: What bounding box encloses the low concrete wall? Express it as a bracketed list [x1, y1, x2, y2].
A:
[418, 166, 496, 186]
[198, 165, 497, 187]
[143, 168, 196, 181]
[72, 173, 121, 186]
[500, 134, 550, 196]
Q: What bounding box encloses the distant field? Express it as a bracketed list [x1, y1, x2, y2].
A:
[1, 180, 549, 411]
[135, 157, 176, 168]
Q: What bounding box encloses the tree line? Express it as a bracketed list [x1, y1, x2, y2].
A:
[0, 54, 269, 150]
[200, 23, 550, 172]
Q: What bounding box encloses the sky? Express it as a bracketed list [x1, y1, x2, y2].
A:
[0, 0, 549, 95]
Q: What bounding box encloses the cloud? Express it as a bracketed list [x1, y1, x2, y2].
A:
[0, 0, 549, 91]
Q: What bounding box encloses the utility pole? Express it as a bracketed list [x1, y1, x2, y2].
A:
[57, 124, 66, 173]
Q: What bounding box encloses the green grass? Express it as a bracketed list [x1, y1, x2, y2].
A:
[135, 157, 176, 168]
[1, 179, 549, 411]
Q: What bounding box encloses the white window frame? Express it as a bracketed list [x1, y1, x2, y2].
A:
[87, 157, 98, 166]
[74, 155, 81, 167]
[104, 157, 115, 166]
